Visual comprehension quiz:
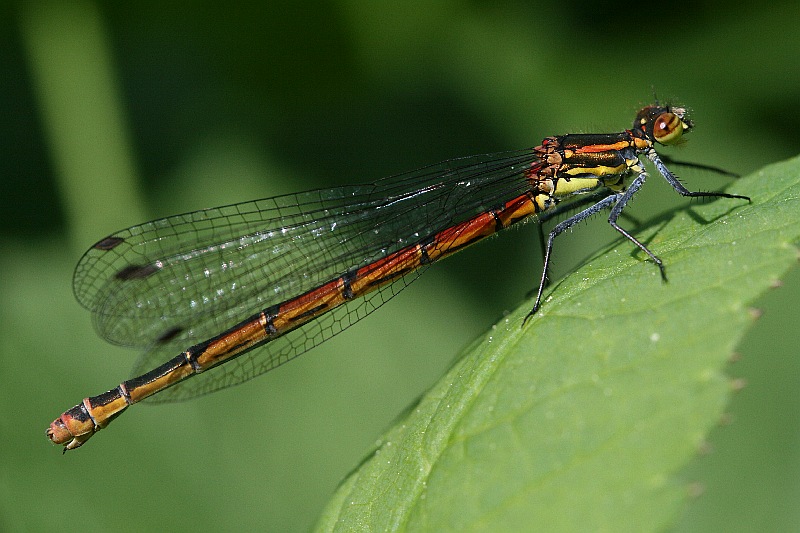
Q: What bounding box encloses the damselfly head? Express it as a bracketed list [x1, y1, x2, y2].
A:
[634, 104, 692, 146]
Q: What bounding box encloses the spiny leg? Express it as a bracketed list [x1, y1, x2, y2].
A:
[526, 156, 750, 323]
[536, 189, 643, 265]
[526, 192, 622, 321]
[527, 171, 663, 322]
[535, 189, 615, 269]
[647, 149, 750, 202]
[606, 153, 749, 280]
[606, 171, 666, 280]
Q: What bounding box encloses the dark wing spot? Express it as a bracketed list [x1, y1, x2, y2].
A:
[93, 236, 125, 250]
[115, 263, 160, 280]
[156, 326, 184, 344]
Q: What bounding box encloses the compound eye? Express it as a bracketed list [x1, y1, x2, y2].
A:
[652, 112, 686, 145]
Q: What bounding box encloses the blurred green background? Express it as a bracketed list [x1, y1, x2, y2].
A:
[2, 1, 798, 531]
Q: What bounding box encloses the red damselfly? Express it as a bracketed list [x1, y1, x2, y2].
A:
[47, 104, 749, 451]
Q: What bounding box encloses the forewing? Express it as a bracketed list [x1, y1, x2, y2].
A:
[74, 150, 539, 400]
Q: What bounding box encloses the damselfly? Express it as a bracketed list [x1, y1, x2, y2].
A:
[47, 103, 749, 451]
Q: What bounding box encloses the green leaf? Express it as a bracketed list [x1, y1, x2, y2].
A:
[314, 155, 800, 532]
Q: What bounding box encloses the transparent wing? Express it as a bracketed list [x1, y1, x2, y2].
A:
[74, 149, 541, 401]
